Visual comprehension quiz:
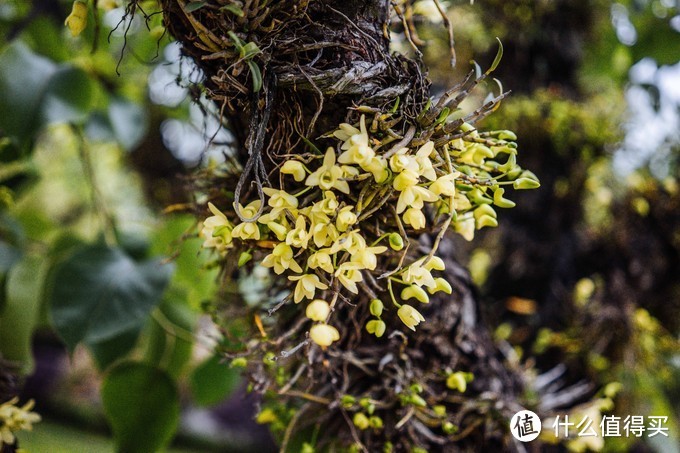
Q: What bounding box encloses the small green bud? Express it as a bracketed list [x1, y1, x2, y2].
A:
[263, 352, 276, 366]
[460, 122, 475, 132]
[359, 398, 371, 408]
[446, 372, 467, 393]
[427, 277, 452, 295]
[603, 381, 623, 398]
[497, 130, 517, 141]
[366, 319, 386, 338]
[238, 251, 253, 267]
[369, 416, 384, 429]
[513, 177, 541, 190]
[493, 187, 516, 208]
[383, 442, 394, 453]
[506, 167, 523, 180]
[467, 188, 493, 205]
[301, 443, 315, 453]
[410, 383, 423, 394]
[410, 394, 427, 407]
[341, 395, 356, 408]
[401, 285, 430, 304]
[353, 412, 370, 430]
[442, 421, 457, 434]
[230, 357, 247, 368]
[473, 203, 497, 220]
[433, 405, 447, 417]
[388, 233, 404, 251]
[370, 299, 384, 317]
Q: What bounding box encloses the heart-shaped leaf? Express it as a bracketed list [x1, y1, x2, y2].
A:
[102, 362, 180, 453]
[49, 245, 173, 352]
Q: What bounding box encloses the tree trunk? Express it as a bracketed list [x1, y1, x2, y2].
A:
[159, 0, 526, 450]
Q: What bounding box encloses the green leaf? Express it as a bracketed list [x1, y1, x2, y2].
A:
[486, 37, 504, 75]
[48, 245, 173, 352]
[185, 1, 207, 12]
[40, 66, 95, 126]
[0, 43, 97, 150]
[0, 255, 47, 373]
[102, 362, 180, 453]
[0, 242, 22, 274]
[221, 4, 245, 17]
[0, 42, 57, 147]
[247, 60, 263, 93]
[88, 327, 141, 371]
[145, 296, 196, 379]
[190, 354, 241, 407]
[150, 215, 217, 309]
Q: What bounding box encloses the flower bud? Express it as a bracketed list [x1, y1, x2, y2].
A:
[65, 1, 88, 37]
[238, 251, 252, 267]
[369, 299, 384, 317]
[397, 304, 425, 331]
[442, 421, 457, 434]
[446, 372, 467, 392]
[369, 416, 384, 429]
[388, 233, 404, 251]
[280, 160, 306, 181]
[305, 299, 330, 322]
[423, 256, 445, 271]
[366, 319, 386, 338]
[475, 214, 498, 229]
[401, 285, 430, 304]
[353, 413, 370, 430]
[309, 323, 339, 347]
[492, 187, 516, 208]
[513, 177, 541, 190]
[427, 277, 452, 295]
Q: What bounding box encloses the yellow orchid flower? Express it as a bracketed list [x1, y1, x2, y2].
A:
[397, 305, 425, 331]
[393, 168, 420, 191]
[334, 262, 363, 293]
[262, 187, 298, 212]
[312, 221, 340, 248]
[200, 202, 234, 252]
[288, 273, 328, 303]
[330, 230, 367, 255]
[350, 245, 387, 270]
[336, 206, 358, 232]
[65, 1, 87, 37]
[402, 207, 426, 230]
[261, 242, 303, 274]
[430, 173, 458, 197]
[305, 148, 350, 194]
[286, 215, 310, 249]
[231, 200, 263, 240]
[402, 260, 437, 289]
[396, 185, 438, 214]
[307, 248, 335, 274]
[414, 141, 437, 181]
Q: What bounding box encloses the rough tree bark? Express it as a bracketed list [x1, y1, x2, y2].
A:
[158, 0, 529, 450]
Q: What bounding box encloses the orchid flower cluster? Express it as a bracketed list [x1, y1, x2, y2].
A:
[200, 115, 538, 348]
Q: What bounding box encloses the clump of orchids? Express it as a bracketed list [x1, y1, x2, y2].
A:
[200, 115, 538, 348]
